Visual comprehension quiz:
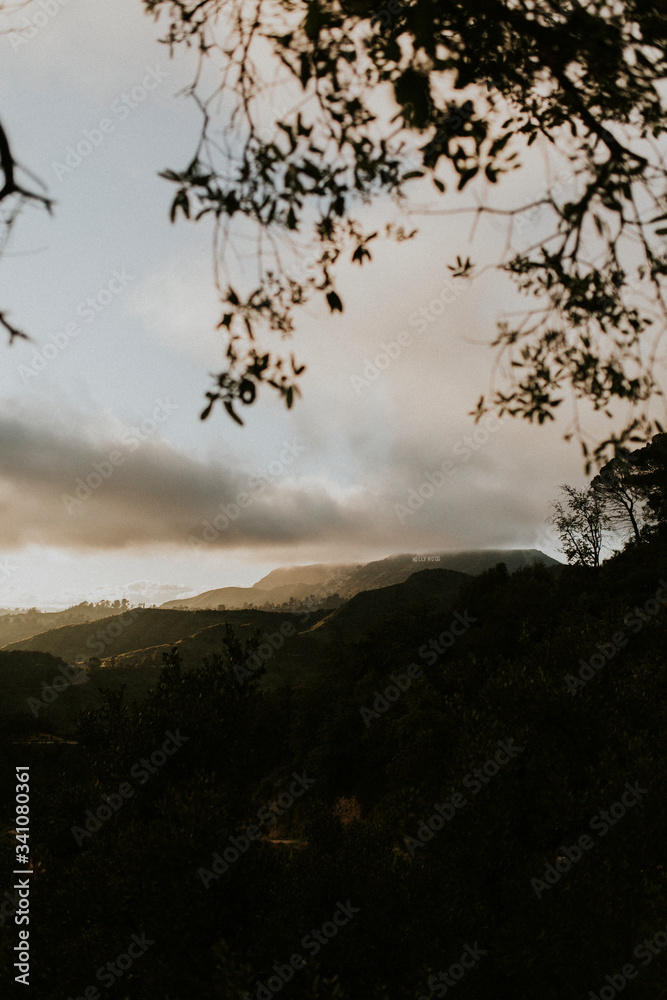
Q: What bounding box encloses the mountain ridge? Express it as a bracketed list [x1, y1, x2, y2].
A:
[160, 548, 560, 610]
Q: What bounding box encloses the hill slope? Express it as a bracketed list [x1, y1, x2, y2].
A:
[163, 548, 559, 610]
[1, 608, 324, 663]
[307, 568, 470, 643]
[0, 603, 135, 649]
[160, 581, 323, 611]
[337, 548, 559, 595]
[252, 562, 358, 592]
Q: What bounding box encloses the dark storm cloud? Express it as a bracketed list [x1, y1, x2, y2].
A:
[0, 412, 379, 550]
[0, 405, 559, 555]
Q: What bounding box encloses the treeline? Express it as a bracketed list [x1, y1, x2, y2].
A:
[0, 599, 137, 649]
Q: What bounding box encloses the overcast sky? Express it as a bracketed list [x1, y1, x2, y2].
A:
[0, 0, 659, 609]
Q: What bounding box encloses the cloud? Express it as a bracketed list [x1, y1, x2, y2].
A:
[85, 580, 194, 606]
[127, 253, 224, 368]
[1, 0, 188, 100]
[0, 399, 566, 559]
[0, 409, 385, 551]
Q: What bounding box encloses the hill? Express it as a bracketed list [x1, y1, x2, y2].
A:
[0, 607, 328, 664]
[113, 570, 473, 682]
[162, 548, 559, 610]
[0, 602, 137, 649]
[159, 581, 326, 610]
[0, 557, 546, 731]
[0, 607, 332, 731]
[95, 620, 328, 690]
[336, 548, 559, 595]
[252, 562, 358, 592]
[306, 568, 470, 643]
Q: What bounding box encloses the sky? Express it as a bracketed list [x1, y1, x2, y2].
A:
[0, 0, 660, 609]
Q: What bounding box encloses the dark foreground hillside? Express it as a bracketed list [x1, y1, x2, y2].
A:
[0, 539, 665, 999]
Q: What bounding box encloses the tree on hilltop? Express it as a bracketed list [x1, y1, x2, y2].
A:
[591, 455, 648, 545]
[549, 484, 608, 568]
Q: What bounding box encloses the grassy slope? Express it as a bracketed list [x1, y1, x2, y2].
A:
[1, 608, 325, 662]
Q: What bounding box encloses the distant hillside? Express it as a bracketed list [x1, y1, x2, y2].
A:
[0, 603, 136, 649]
[0, 570, 472, 718]
[109, 571, 471, 689]
[0, 608, 327, 667]
[336, 549, 559, 596]
[253, 562, 357, 592]
[1, 608, 224, 662]
[160, 582, 321, 611]
[162, 549, 559, 611]
[0, 609, 332, 731]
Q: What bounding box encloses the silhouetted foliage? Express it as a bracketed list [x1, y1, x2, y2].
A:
[549, 483, 608, 567]
[3, 3, 667, 458]
[139, 0, 667, 460]
[592, 453, 651, 545]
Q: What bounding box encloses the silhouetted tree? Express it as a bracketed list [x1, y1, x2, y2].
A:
[549, 484, 608, 568]
[625, 432, 667, 533]
[591, 455, 647, 545]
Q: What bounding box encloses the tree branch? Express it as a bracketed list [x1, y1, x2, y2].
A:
[0, 310, 27, 343]
[0, 119, 52, 210]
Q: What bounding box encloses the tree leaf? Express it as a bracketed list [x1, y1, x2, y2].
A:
[326, 290, 343, 312]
